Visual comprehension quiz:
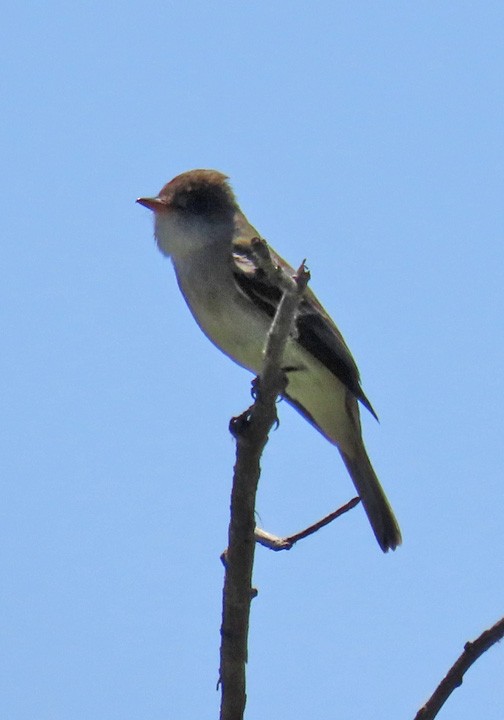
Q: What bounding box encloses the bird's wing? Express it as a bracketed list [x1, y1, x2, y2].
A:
[231, 234, 378, 420]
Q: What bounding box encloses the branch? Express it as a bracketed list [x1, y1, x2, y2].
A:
[255, 497, 361, 551]
[414, 616, 504, 720]
[219, 244, 310, 720]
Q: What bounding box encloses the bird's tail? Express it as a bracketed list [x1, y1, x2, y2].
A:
[340, 444, 401, 552]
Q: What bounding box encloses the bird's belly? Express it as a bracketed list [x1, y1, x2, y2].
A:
[175, 261, 356, 453]
[283, 353, 356, 452]
[190, 290, 355, 451]
[179, 275, 267, 372]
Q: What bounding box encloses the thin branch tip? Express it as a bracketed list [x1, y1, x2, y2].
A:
[414, 615, 504, 720]
[255, 497, 361, 551]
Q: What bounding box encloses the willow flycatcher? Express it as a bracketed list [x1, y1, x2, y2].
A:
[137, 170, 401, 552]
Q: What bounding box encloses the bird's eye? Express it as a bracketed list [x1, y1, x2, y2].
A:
[173, 192, 188, 210]
[173, 186, 230, 218]
[184, 190, 212, 214]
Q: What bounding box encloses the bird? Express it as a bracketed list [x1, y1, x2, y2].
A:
[137, 169, 401, 552]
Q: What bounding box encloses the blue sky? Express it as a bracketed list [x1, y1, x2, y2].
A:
[2, 3, 503, 718]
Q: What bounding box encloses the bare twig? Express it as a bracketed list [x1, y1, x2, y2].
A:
[414, 616, 504, 720]
[255, 497, 361, 551]
[219, 247, 309, 720]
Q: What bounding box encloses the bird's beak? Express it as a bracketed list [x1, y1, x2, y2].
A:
[136, 196, 168, 213]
